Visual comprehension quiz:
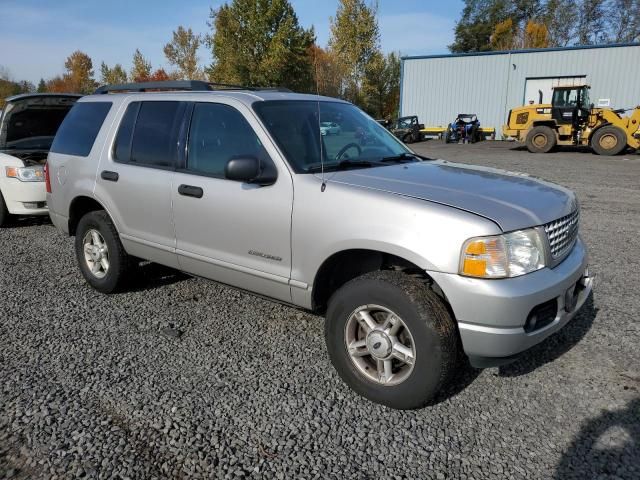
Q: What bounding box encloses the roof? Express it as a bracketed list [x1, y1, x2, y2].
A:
[402, 42, 640, 61]
[80, 90, 349, 106]
[5, 93, 83, 103]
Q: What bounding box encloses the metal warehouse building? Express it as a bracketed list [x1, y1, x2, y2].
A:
[400, 43, 640, 139]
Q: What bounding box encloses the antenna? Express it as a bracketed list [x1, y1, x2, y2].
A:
[313, 47, 326, 192]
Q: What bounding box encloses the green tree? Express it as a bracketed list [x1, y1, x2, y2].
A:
[206, 0, 314, 91]
[164, 26, 203, 80]
[64, 50, 96, 94]
[361, 51, 401, 119]
[131, 49, 152, 82]
[328, 0, 380, 103]
[37, 78, 47, 93]
[100, 62, 128, 85]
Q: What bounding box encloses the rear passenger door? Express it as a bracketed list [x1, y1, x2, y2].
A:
[172, 101, 293, 303]
[95, 100, 186, 269]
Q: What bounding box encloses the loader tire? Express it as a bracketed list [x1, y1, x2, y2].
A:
[525, 126, 557, 153]
[591, 126, 627, 156]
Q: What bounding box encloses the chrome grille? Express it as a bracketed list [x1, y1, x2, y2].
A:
[544, 210, 580, 259]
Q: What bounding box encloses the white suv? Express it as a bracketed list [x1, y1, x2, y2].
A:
[0, 93, 80, 226]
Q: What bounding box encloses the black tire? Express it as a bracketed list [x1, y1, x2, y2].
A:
[402, 133, 412, 144]
[325, 270, 458, 410]
[75, 210, 132, 293]
[0, 190, 13, 227]
[591, 126, 627, 156]
[443, 129, 451, 144]
[525, 125, 557, 153]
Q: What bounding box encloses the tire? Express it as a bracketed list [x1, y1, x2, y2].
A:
[402, 133, 412, 144]
[0, 190, 11, 227]
[591, 126, 627, 156]
[325, 270, 458, 410]
[525, 125, 557, 153]
[443, 129, 451, 144]
[75, 210, 133, 293]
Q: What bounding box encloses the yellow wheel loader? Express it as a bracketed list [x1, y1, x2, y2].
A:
[503, 85, 640, 155]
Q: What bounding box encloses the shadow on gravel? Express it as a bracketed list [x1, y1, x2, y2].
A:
[430, 358, 481, 405]
[124, 262, 190, 293]
[498, 293, 597, 377]
[0, 215, 52, 229]
[555, 398, 640, 480]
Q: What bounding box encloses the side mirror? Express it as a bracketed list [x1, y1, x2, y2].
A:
[225, 157, 277, 186]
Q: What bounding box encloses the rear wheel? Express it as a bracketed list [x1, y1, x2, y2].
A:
[526, 126, 557, 153]
[0, 190, 13, 227]
[75, 210, 133, 293]
[325, 271, 458, 409]
[591, 126, 627, 156]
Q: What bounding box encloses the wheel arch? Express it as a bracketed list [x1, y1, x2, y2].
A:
[68, 195, 108, 236]
[310, 248, 447, 314]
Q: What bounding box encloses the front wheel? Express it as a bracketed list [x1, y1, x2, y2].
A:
[75, 210, 133, 293]
[591, 126, 627, 156]
[525, 125, 557, 153]
[325, 271, 459, 409]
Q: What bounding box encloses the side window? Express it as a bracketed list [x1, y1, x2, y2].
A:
[128, 101, 183, 168]
[187, 103, 269, 177]
[50, 102, 112, 157]
[112, 102, 140, 162]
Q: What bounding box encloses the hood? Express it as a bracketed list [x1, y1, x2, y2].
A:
[326, 160, 577, 232]
[0, 94, 80, 152]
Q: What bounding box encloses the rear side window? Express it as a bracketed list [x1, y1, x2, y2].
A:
[135, 102, 184, 167]
[50, 102, 112, 157]
[112, 102, 140, 162]
[186, 103, 268, 177]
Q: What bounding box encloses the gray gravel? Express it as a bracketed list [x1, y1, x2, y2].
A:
[1, 141, 639, 479]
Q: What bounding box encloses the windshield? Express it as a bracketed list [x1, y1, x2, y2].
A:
[253, 100, 412, 173]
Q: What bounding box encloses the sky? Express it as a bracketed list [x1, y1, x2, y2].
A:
[0, 0, 463, 84]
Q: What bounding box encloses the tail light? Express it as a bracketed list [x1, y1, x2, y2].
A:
[44, 161, 52, 193]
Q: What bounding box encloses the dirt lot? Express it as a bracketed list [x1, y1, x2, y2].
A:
[1, 141, 639, 479]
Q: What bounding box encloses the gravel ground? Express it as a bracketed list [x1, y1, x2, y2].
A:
[1, 141, 639, 479]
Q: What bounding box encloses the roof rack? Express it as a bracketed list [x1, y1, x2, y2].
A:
[93, 80, 292, 94]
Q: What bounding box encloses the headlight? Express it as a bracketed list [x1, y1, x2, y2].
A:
[460, 228, 546, 278]
[5, 166, 45, 182]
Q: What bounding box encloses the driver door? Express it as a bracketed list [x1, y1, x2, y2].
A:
[171, 101, 294, 303]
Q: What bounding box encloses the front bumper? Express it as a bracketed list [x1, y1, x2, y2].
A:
[430, 238, 592, 364]
[0, 179, 48, 215]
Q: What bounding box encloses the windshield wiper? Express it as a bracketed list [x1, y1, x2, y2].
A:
[306, 160, 379, 173]
[381, 152, 423, 163]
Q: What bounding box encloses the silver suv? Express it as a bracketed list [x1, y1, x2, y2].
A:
[47, 81, 593, 409]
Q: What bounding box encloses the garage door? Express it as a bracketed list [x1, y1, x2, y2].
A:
[523, 76, 587, 105]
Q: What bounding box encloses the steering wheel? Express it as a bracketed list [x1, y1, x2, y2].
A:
[336, 143, 362, 161]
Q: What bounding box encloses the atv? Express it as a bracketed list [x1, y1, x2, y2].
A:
[444, 114, 481, 144]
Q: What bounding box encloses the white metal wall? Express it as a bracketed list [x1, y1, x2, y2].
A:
[400, 44, 640, 138]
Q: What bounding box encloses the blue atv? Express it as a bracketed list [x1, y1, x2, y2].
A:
[443, 114, 481, 144]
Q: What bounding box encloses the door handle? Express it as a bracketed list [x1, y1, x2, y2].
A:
[178, 184, 203, 198]
[101, 170, 119, 182]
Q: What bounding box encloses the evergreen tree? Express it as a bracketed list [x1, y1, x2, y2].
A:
[37, 78, 47, 93]
[100, 62, 128, 85]
[206, 0, 314, 91]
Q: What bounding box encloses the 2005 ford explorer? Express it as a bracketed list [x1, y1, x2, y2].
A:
[46, 81, 593, 409]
